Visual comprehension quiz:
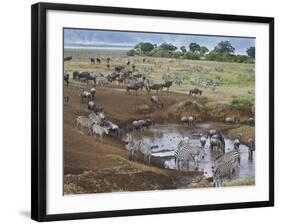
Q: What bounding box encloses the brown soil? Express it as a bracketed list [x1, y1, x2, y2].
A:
[64, 81, 205, 194]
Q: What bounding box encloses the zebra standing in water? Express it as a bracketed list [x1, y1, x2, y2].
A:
[212, 149, 240, 187]
[174, 137, 198, 171]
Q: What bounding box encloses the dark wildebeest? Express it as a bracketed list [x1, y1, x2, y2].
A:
[64, 73, 69, 87]
[189, 88, 202, 96]
[106, 57, 110, 64]
[146, 83, 163, 94]
[115, 65, 125, 72]
[162, 81, 173, 91]
[72, 71, 79, 80]
[210, 131, 225, 155]
[90, 57, 95, 64]
[126, 82, 141, 96]
[64, 56, 72, 62]
[96, 58, 101, 64]
[151, 95, 164, 108]
[127, 60, 130, 66]
[248, 117, 255, 126]
[248, 138, 255, 160]
[132, 64, 136, 72]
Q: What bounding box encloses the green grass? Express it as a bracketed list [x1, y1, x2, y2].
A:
[64, 49, 255, 109]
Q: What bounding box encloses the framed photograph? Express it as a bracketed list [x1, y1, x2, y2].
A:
[31, 2, 274, 222]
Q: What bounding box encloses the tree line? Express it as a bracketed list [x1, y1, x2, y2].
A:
[127, 41, 255, 63]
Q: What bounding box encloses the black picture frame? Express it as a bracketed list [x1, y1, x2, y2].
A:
[31, 2, 274, 222]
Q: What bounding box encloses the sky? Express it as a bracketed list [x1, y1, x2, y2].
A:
[64, 28, 255, 55]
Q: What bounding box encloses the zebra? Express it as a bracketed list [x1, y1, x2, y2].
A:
[90, 88, 96, 100]
[212, 149, 240, 187]
[187, 116, 196, 127]
[89, 112, 105, 125]
[174, 137, 198, 171]
[124, 133, 152, 163]
[150, 95, 164, 108]
[74, 116, 95, 134]
[90, 124, 109, 141]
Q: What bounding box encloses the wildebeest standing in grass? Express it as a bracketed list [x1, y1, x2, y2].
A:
[146, 83, 163, 94]
[189, 88, 202, 96]
[126, 82, 140, 96]
[162, 80, 173, 91]
[96, 58, 101, 64]
[151, 95, 164, 108]
[64, 56, 72, 62]
[64, 73, 69, 87]
[90, 57, 95, 64]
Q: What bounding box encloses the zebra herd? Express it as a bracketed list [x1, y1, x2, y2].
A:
[173, 128, 255, 187]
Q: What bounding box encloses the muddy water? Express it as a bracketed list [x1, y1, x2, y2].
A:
[132, 123, 255, 180]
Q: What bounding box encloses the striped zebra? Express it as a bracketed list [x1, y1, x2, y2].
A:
[212, 149, 240, 187]
[174, 137, 198, 171]
[124, 134, 152, 163]
[74, 116, 95, 134]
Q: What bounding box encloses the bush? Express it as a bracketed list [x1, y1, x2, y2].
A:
[182, 52, 201, 60]
[230, 99, 253, 111]
[151, 49, 171, 58]
[126, 49, 136, 56]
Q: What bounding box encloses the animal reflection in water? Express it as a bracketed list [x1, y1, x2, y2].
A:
[130, 124, 255, 187]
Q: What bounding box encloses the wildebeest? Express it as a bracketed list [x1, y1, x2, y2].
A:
[96, 58, 101, 64]
[181, 116, 196, 126]
[248, 117, 255, 126]
[63, 95, 70, 104]
[150, 95, 164, 108]
[90, 57, 95, 64]
[225, 116, 240, 124]
[64, 73, 69, 87]
[233, 138, 240, 150]
[161, 81, 173, 91]
[90, 88, 96, 100]
[200, 135, 207, 148]
[79, 88, 91, 103]
[64, 56, 72, 62]
[146, 83, 163, 94]
[210, 132, 225, 156]
[189, 88, 202, 96]
[248, 138, 255, 160]
[115, 65, 125, 72]
[106, 57, 110, 64]
[126, 82, 141, 96]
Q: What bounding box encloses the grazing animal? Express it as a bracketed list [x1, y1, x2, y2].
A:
[126, 82, 140, 96]
[146, 83, 163, 94]
[124, 133, 152, 163]
[189, 88, 202, 96]
[63, 95, 70, 104]
[74, 116, 94, 133]
[212, 149, 240, 187]
[187, 116, 196, 127]
[209, 129, 217, 138]
[132, 120, 144, 131]
[96, 58, 101, 64]
[248, 117, 255, 126]
[106, 57, 110, 64]
[115, 65, 125, 72]
[90, 57, 95, 64]
[150, 95, 164, 108]
[104, 121, 119, 131]
[64, 56, 72, 62]
[64, 73, 69, 87]
[162, 81, 173, 91]
[233, 138, 240, 150]
[91, 124, 109, 140]
[248, 138, 255, 160]
[89, 112, 105, 125]
[174, 137, 198, 171]
[79, 88, 91, 103]
[225, 116, 240, 124]
[200, 136, 207, 148]
[96, 76, 109, 86]
[87, 101, 96, 112]
[90, 88, 96, 100]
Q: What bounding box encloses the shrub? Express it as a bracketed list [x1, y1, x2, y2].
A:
[182, 52, 201, 60]
[126, 49, 136, 56]
[230, 99, 253, 111]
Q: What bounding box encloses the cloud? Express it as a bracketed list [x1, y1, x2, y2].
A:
[64, 28, 255, 54]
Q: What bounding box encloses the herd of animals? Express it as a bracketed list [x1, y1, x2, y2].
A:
[64, 55, 255, 188]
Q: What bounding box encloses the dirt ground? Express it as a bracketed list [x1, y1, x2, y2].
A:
[63, 80, 210, 194]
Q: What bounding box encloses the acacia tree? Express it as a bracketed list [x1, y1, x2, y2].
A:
[246, 46, 255, 58]
[189, 42, 201, 53]
[199, 46, 209, 56]
[213, 41, 235, 54]
[159, 42, 177, 52]
[134, 42, 154, 54]
[180, 46, 187, 53]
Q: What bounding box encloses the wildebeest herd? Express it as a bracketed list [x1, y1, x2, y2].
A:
[64, 55, 255, 188]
